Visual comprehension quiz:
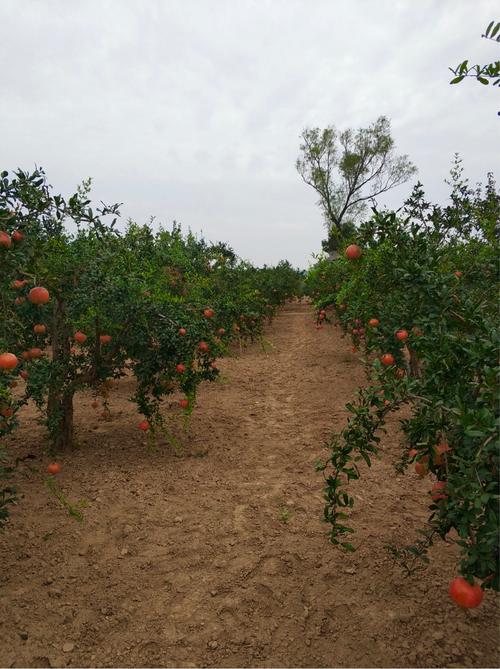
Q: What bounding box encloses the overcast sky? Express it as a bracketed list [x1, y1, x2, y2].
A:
[1, 1, 498, 268]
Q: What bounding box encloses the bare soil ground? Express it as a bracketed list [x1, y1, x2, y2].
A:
[0, 303, 498, 668]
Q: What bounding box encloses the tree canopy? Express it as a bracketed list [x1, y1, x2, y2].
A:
[296, 116, 416, 249]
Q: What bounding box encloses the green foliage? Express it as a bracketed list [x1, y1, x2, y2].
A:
[0, 167, 302, 525]
[449, 21, 500, 91]
[45, 475, 87, 523]
[278, 505, 292, 524]
[307, 165, 499, 591]
[385, 527, 438, 576]
[296, 116, 416, 240]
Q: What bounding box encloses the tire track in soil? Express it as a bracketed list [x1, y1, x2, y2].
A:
[0, 303, 498, 668]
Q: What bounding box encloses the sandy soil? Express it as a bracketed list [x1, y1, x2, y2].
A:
[0, 303, 498, 668]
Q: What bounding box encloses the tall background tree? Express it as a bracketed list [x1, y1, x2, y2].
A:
[296, 116, 416, 254]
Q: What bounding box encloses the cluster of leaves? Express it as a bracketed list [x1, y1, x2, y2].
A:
[0, 167, 302, 526]
[308, 163, 499, 591]
[449, 20, 500, 87]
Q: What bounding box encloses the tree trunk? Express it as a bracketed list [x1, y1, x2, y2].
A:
[47, 295, 74, 450]
[408, 346, 421, 378]
[47, 389, 74, 451]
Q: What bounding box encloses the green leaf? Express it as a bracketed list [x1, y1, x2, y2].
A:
[477, 76, 490, 85]
[450, 76, 465, 85]
[341, 542, 356, 552]
[458, 60, 469, 74]
[484, 20, 495, 38]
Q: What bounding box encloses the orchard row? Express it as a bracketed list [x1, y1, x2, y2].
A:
[307, 178, 499, 608]
[0, 168, 302, 524]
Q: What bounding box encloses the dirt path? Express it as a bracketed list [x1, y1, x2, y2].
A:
[1, 303, 498, 668]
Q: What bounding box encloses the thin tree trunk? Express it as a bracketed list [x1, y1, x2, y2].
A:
[408, 346, 421, 378]
[47, 390, 74, 451]
[47, 295, 74, 450]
